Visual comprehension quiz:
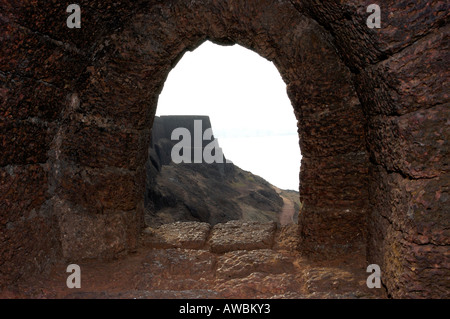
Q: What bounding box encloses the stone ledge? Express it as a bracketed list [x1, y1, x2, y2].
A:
[208, 220, 277, 253]
[142, 222, 211, 249]
[142, 220, 279, 253]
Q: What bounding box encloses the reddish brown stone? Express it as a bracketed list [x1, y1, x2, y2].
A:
[77, 62, 159, 130]
[357, 26, 450, 116]
[368, 206, 449, 298]
[369, 165, 449, 247]
[57, 206, 139, 260]
[294, 0, 449, 68]
[367, 165, 449, 298]
[0, 74, 66, 121]
[0, 165, 48, 226]
[0, 165, 59, 287]
[57, 165, 142, 213]
[300, 152, 369, 209]
[0, 1, 139, 52]
[60, 122, 150, 170]
[0, 118, 51, 166]
[367, 105, 449, 178]
[0, 16, 87, 88]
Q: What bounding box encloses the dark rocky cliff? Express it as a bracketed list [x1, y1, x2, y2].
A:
[145, 115, 299, 226]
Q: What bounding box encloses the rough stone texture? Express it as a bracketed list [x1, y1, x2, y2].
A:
[0, 0, 448, 298]
[209, 221, 276, 253]
[216, 249, 295, 279]
[367, 165, 449, 298]
[273, 224, 301, 252]
[367, 105, 449, 179]
[299, 152, 369, 256]
[291, 0, 450, 298]
[143, 222, 211, 249]
[60, 123, 150, 170]
[57, 207, 139, 260]
[356, 26, 450, 117]
[214, 272, 303, 299]
[0, 165, 60, 287]
[57, 166, 143, 214]
[293, 0, 449, 68]
[136, 248, 217, 291]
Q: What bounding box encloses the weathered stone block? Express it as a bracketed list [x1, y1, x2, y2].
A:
[0, 74, 66, 121]
[294, 0, 449, 68]
[357, 26, 450, 116]
[0, 165, 59, 287]
[0, 118, 51, 166]
[370, 0, 448, 54]
[0, 212, 59, 287]
[216, 249, 294, 279]
[0, 164, 48, 225]
[298, 104, 366, 157]
[78, 62, 159, 130]
[60, 122, 149, 169]
[57, 204, 139, 260]
[58, 165, 141, 213]
[367, 105, 449, 178]
[367, 207, 450, 298]
[369, 165, 449, 246]
[0, 17, 86, 88]
[367, 164, 449, 298]
[142, 221, 211, 249]
[300, 152, 369, 209]
[298, 204, 367, 258]
[208, 221, 276, 253]
[140, 248, 216, 281]
[0, 1, 136, 52]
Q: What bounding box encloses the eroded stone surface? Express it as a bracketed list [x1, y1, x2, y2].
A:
[135, 248, 216, 291]
[273, 224, 301, 252]
[216, 249, 295, 279]
[209, 221, 276, 253]
[142, 222, 211, 249]
[214, 272, 303, 299]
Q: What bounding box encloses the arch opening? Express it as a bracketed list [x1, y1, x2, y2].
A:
[145, 41, 302, 226]
[51, 4, 370, 261]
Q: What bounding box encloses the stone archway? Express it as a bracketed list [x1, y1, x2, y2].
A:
[1, 0, 447, 298]
[54, 0, 368, 261]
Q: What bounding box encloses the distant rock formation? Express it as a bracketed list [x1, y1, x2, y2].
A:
[145, 115, 300, 226]
[148, 115, 228, 169]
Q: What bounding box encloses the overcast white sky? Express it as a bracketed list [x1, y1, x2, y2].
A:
[156, 41, 301, 191]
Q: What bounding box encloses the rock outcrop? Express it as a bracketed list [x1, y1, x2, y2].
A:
[145, 115, 298, 226]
